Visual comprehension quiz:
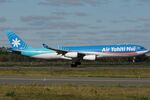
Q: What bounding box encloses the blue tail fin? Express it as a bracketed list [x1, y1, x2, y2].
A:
[6, 31, 29, 50]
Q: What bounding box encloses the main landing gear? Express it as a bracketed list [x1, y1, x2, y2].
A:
[71, 62, 81, 67]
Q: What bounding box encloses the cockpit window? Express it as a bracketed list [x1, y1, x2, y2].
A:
[140, 47, 145, 50]
[137, 46, 146, 50]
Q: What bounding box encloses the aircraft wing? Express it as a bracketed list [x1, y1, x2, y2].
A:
[43, 44, 99, 62]
[43, 44, 68, 55]
[43, 44, 85, 58]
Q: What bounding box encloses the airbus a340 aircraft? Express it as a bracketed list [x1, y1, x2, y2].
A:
[6, 31, 150, 67]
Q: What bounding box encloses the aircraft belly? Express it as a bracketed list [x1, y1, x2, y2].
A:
[97, 52, 139, 58]
[32, 53, 62, 59]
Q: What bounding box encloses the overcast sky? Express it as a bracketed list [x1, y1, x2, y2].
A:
[0, 0, 150, 49]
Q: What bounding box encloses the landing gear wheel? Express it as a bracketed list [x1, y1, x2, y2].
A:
[76, 62, 81, 65]
[71, 62, 81, 67]
[71, 64, 77, 67]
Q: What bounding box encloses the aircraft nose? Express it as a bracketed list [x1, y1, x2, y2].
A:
[144, 50, 149, 53]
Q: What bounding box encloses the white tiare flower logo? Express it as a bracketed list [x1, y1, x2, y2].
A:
[12, 38, 21, 47]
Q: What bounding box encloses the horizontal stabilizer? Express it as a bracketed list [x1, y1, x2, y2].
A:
[7, 47, 21, 54]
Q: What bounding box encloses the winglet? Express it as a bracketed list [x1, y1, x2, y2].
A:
[43, 44, 49, 49]
[43, 44, 58, 51]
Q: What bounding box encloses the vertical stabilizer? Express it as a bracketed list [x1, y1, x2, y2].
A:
[6, 31, 29, 50]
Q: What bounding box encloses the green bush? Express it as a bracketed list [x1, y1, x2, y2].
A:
[5, 91, 16, 97]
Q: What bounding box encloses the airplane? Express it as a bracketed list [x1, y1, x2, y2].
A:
[6, 31, 150, 67]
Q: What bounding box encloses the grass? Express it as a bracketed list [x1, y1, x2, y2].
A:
[0, 67, 150, 78]
[0, 84, 150, 100]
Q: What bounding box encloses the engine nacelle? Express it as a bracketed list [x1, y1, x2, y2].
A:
[65, 52, 78, 58]
[83, 55, 96, 61]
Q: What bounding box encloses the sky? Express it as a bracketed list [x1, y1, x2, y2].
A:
[0, 0, 150, 49]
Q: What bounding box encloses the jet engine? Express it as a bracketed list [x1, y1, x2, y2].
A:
[83, 55, 96, 60]
[65, 52, 78, 58]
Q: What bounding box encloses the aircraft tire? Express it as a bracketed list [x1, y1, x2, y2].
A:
[76, 62, 81, 65]
[71, 64, 78, 67]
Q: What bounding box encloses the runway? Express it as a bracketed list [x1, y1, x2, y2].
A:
[0, 76, 150, 86]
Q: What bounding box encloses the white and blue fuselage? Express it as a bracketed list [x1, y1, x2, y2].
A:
[5, 31, 150, 67]
[20, 44, 148, 59]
